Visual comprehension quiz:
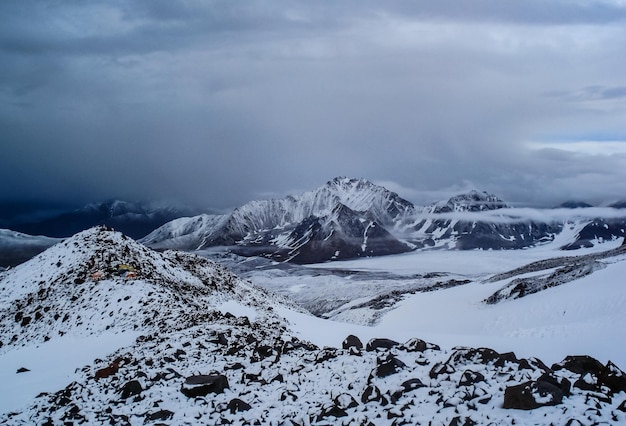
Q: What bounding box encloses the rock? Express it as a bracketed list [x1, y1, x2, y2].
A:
[315, 348, 338, 364]
[271, 374, 284, 383]
[401, 378, 426, 392]
[458, 370, 485, 387]
[451, 347, 501, 365]
[255, 345, 273, 360]
[573, 373, 601, 392]
[400, 338, 425, 352]
[600, 361, 626, 394]
[552, 355, 605, 376]
[429, 362, 456, 379]
[503, 380, 563, 410]
[225, 362, 245, 370]
[181, 374, 229, 397]
[227, 398, 251, 414]
[348, 346, 362, 356]
[16, 367, 30, 374]
[449, 416, 477, 426]
[120, 380, 142, 399]
[401, 338, 439, 352]
[342, 335, 363, 350]
[361, 385, 385, 404]
[334, 393, 359, 410]
[617, 399, 626, 412]
[392, 378, 426, 403]
[145, 409, 174, 422]
[366, 338, 399, 352]
[538, 372, 571, 397]
[375, 354, 406, 377]
[95, 358, 122, 380]
[317, 403, 348, 420]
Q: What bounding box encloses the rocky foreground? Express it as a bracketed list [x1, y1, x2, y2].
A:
[0, 227, 625, 425]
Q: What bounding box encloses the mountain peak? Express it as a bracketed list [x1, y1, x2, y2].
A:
[432, 190, 507, 213]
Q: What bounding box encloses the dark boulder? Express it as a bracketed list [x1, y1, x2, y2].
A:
[552, 355, 605, 376]
[503, 380, 563, 410]
[429, 361, 456, 379]
[538, 372, 571, 397]
[392, 378, 426, 402]
[181, 374, 229, 397]
[315, 348, 338, 364]
[317, 404, 348, 420]
[401, 378, 426, 392]
[449, 416, 477, 426]
[16, 367, 30, 374]
[145, 409, 174, 422]
[401, 338, 440, 352]
[366, 338, 399, 352]
[227, 398, 251, 414]
[361, 385, 386, 405]
[458, 370, 485, 387]
[254, 345, 274, 360]
[375, 354, 406, 377]
[334, 393, 359, 410]
[617, 399, 626, 412]
[342, 335, 363, 350]
[120, 380, 142, 399]
[573, 373, 601, 392]
[600, 361, 626, 394]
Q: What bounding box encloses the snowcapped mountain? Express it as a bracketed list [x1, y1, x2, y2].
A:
[400, 191, 564, 250]
[144, 181, 626, 262]
[8, 200, 199, 240]
[143, 177, 415, 263]
[427, 190, 508, 213]
[0, 229, 60, 268]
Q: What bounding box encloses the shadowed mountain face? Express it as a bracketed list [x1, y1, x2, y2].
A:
[142, 177, 416, 263]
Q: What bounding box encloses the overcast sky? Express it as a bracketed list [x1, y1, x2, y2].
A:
[2, 0, 626, 209]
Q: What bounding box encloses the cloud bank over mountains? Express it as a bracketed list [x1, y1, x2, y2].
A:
[1, 1, 626, 208]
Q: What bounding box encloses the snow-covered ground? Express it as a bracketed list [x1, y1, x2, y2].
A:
[0, 332, 139, 414]
[245, 239, 626, 367]
[1, 228, 625, 424]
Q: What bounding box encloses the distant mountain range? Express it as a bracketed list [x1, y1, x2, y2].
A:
[141, 177, 626, 263]
[4, 200, 199, 240]
[2, 177, 626, 267]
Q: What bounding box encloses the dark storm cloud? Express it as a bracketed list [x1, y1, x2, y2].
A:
[2, 0, 626, 210]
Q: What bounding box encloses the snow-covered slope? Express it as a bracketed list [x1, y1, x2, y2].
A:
[0, 226, 287, 353]
[0, 229, 60, 267]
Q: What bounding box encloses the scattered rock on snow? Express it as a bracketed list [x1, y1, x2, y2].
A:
[375, 353, 406, 377]
[120, 380, 142, 399]
[342, 334, 363, 350]
[366, 338, 399, 352]
[503, 380, 563, 410]
[180, 374, 229, 397]
[227, 398, 251, 414]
